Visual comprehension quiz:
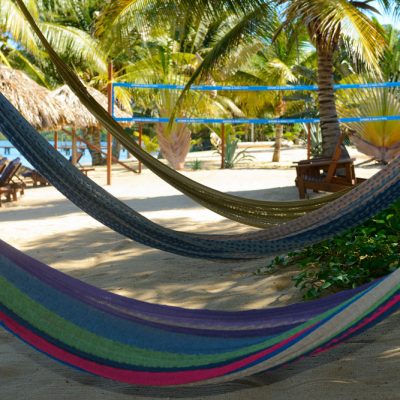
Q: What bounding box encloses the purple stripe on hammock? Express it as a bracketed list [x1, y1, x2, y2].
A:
[0, 240, 376, 335]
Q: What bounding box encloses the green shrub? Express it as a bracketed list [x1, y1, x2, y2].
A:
[190, 159, 202, 170]
[223, 134, 254, 168]
[257, 200, 400, 299]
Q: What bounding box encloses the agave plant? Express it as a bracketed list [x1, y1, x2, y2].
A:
[212, 124, 254, 168]
[338, 88, 400, 163]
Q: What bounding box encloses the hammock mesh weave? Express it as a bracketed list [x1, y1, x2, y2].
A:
[0, 0, 399, 387]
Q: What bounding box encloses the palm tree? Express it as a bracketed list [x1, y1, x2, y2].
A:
[0, 0, 47, 82]
[338, 86, 400, 162]
[119, 43, 199, 169]
[336, 22, 400, 163]
[276, 1, 398, 156]
[96, 3, 269, 169]
[227, 22, 311, 161]
[377, 22, 400, 81]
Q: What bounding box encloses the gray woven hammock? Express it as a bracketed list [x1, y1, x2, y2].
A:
[1, 92, 399, 260]
[0, 0, 398, 261]
[10, 0, 348, 230]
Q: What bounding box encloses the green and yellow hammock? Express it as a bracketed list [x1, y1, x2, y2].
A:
[10, 0, 349, 229]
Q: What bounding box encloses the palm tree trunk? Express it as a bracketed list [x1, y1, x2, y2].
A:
[156, 123, 191, 170]
[316, 37, 343, 158]
[112, 137, 121, 161]
[89, 126, 105, 166]
[272, 124, 283, 162]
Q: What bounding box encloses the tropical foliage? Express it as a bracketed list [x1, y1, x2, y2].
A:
[259, 200, 400, 299]
[339, 88, 400, 162]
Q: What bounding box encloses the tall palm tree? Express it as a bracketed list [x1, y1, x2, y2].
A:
[276, 0, 396, 156]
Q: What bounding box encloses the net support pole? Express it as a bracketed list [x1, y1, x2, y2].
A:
[221, 123, 225, 169]
[138, 123, 143, 174]
[107, 62, 113, 185]
[307, 123, 311, 160]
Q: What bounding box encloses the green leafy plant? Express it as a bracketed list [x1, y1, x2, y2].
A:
[302, 123, 323, 157]
[140, 133, 159, 154]
[212, 125, 254, 168]
[258, 200, 400, 299]
[190, 159, 202, 170]
[223, 133, 255, 168]
[283, 124, 303, 143]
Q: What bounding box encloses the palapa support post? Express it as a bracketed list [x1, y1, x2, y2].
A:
[107, 62, 113, 185]
[54, 131, 58, 151]
[71, 128, 77, 165]
[307, 123, 311, 160]
[138, 123, 143, 174]
[221, 123, 225, 169]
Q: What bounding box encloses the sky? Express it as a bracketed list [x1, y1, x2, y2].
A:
[371, 1, 400, 28]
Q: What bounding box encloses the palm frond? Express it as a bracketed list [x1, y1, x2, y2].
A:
[282, 0, 386, 74]
[0, 49, 11, 67]
[40, 22, 108, 74]
[7, 48, 51, 88]
[0, 0, 40, 55]
[338, 87, 400, 160]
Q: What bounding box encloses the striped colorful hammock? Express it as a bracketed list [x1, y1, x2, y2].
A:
[1, 240, 399, 386]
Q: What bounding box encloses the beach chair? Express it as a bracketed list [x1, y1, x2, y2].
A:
[0, 158, 24, 205]
[295, 134, 364, 199]
[0, 157, 7, 174]
[22, 169, 51, 187]
[23, 151, 95, 186]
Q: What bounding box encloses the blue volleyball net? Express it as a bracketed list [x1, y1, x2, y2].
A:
[111, 81, 400, 125]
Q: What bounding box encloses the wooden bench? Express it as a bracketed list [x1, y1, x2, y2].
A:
[295, 135, 365, 199]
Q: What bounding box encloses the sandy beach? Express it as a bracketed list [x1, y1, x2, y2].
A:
[1, 146, 399, 400]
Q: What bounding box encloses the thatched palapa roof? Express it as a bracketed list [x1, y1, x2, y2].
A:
[0, 64, 66, 130]
[51, 85, 131, 129]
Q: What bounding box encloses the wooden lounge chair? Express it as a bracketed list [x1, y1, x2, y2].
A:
[22, 169, 51, 187]
[23, 151, 95, 186]
[0, 158, 24, 206]
[0, 157, 7, 174]
[0, 186, 14, 204]
[295, 134, 365, 199]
